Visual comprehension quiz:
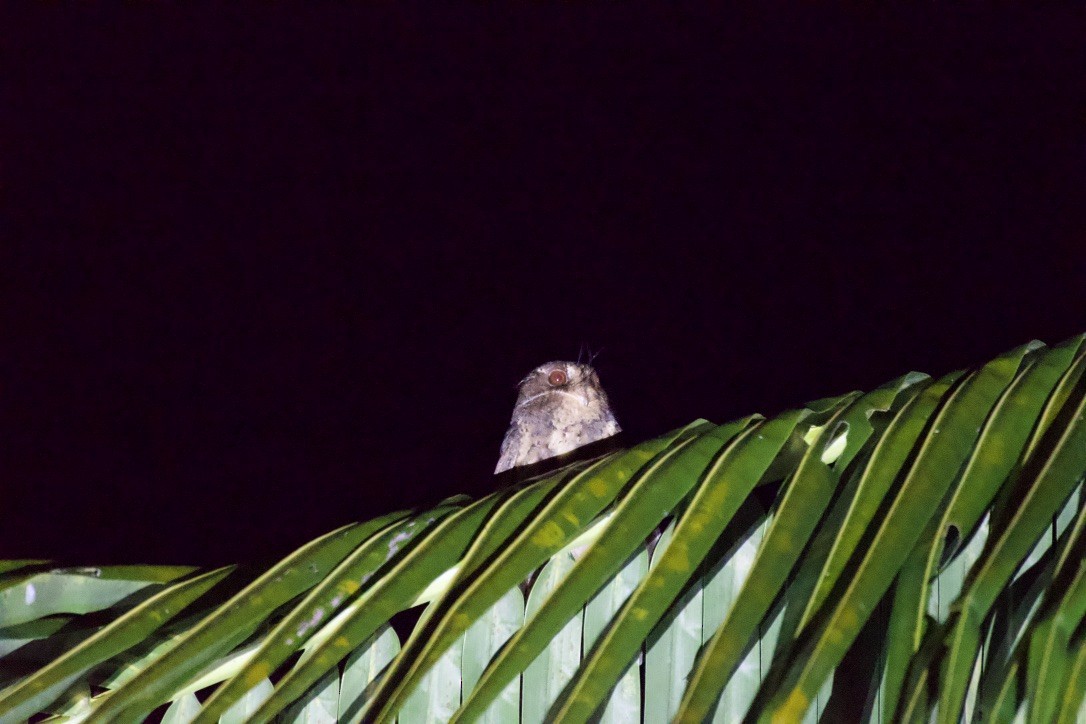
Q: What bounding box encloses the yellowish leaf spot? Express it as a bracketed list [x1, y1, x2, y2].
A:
[246, 662, 271, 685]
[665, 549, 690, 572]
[589, 477, 610, 496]
[777, 690, 810, 722]
[533, 521, 566, 548]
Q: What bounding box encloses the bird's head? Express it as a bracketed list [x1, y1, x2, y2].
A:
[512, 361, 606, 412]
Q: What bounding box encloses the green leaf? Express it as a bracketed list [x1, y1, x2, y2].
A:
[161, 692, 201, 724]
[248, 495, 501, 723]
[376, 421, 710, 723]
[280, 668, 339, 724]
[86, 521, 386, 721]
[641, 522, 692, 723]
[0, 616, 78, 665]
[450, 423, 732, 723]
[1054, 637, 1086, 723]
[799, 373, 945, 631]
[191, 511, 411, 721]
[219, 677, 272, 724]
[676, 400, 858, 722]
[932, 338, 1081, 580]
[0, 567, 231, 723]
[767, 340, 1036, 722]
[521, 550, 582, 724]
[337, 626, 399, 724]
[582, 547, 648, 723]
[938, 349, 1086, 724]
[398, 610, 465, 724]
[9, 335, 1086, 722]
[356, 468, 572, 721]
[460, 585, 524, 724]
[1023, 508, 1086, 723]
[880, 340, 1075, 719]
[701, 515, 775, 723]
[548, 408, 811, 723]
[0, 565, 196, 628]
[0, 561, 50, 577]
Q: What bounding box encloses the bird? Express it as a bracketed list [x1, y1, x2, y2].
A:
[495, 361, 621, 474]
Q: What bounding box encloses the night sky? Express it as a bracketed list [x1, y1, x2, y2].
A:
[5, 8, 1085, 567]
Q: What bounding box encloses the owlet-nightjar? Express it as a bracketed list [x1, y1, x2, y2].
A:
[495, 361, 621, 474]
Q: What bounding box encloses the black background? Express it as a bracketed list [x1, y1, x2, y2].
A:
[5, 7, 1085, 566]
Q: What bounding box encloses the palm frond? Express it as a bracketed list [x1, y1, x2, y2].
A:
[2, 335, 1085, 722]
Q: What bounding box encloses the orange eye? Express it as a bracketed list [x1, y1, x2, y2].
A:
[548, 369, 567, 386]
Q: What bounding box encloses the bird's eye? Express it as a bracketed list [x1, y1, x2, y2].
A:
[548, 369, 567, 386]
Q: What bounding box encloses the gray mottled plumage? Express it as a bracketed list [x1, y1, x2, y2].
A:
[495, 361, 621, 474]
